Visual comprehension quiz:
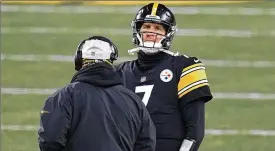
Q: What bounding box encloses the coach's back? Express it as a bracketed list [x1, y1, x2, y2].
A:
[38, 35, 156, 151]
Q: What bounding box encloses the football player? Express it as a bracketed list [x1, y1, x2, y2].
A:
[115, 2, 213, 151]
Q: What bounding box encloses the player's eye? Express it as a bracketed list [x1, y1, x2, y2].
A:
[142, 25, 150, 29]
[155, 26, 164, 32]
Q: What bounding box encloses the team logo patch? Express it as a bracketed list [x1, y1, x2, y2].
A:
[160, 69, 173, 82]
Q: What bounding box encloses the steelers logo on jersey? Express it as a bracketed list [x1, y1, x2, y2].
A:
[160, 69, 173, 82]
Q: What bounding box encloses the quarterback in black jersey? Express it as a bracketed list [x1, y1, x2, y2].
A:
[115, 2, 213, 151]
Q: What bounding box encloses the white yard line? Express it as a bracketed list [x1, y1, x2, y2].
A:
[206, 129, 275, 136]
[0, 54, 133, 63]
[2, 54, 275, 68]
[213, 93, 275, 100]
[2, 5, 275, 16]
[1, 88, 57, 95]
[2, 125, 275, 136]
[2, 27, 274, 38]
[1, 88, 275, 100]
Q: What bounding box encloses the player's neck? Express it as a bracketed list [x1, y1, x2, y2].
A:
[136, 51, 169, 71]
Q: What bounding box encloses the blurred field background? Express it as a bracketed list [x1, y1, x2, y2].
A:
[1, 0, 275, 151]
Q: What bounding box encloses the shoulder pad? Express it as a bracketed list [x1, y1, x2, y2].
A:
[175, 55, 210, 99]
[176, 54, 204, 68]
[114, 60, 135, 72]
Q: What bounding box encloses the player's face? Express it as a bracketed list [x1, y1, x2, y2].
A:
[140, 22, 166, 43]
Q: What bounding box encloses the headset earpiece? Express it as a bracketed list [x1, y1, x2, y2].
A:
[74, 40, 86, 71]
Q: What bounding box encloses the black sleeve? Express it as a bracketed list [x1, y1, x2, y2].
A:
[180, 97, 206, 151]
[38, 88, 73, 151]
[175, 56, 213, 106]
[134, 106, 156, 151]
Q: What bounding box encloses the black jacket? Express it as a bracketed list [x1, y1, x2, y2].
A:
[38, 63, 156, 151]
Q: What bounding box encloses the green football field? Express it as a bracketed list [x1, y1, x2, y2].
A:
[1, 1, 275, 151]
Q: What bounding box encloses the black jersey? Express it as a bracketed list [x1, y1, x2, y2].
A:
[115, 54, 212, 141]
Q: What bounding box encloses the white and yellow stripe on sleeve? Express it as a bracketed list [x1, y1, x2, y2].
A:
[178, 63, 209, 98]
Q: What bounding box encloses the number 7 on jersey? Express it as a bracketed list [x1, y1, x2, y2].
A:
[135, 85, 154, 106]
